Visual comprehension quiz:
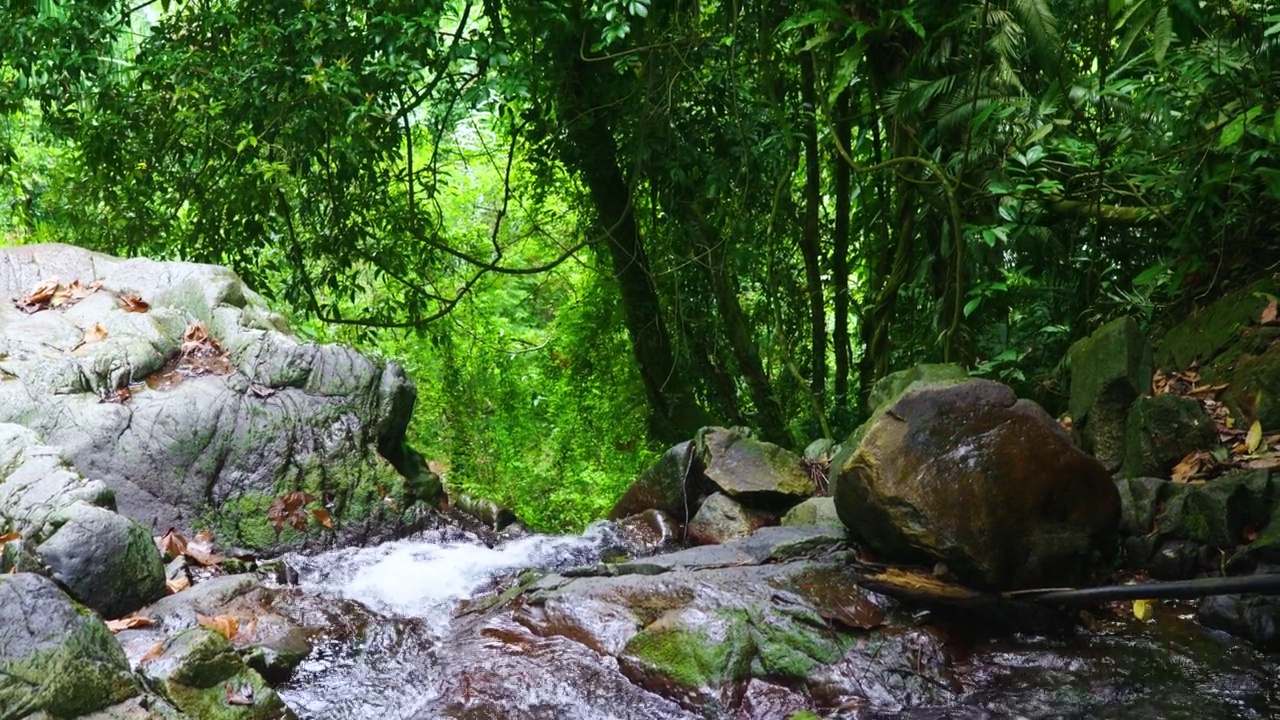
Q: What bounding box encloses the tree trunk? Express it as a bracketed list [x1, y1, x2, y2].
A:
[557, 64, 710, 443]
[832, 88, 852, 409]
[799, 51, 826, 407]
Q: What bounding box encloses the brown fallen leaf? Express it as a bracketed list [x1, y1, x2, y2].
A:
[185, 528, 224, 567]
[268, 491, 317, 533]
[248, 383, 276, 399]
[120, 293, 150, 313]
[106, 616, 153, 632]
[1262, 299, 1279, 326]
[156, 528, 188, 559]
[0, 531, 20, 544]
[311, 508, 334, 529]
[1244, 453, 1280, 471]
[140, 642, 166, 664]
[166, 575, 190, 594]
[197, 613, 239, 640]
[1172, 450, 1213, 483]
[82, 323, 109, 344]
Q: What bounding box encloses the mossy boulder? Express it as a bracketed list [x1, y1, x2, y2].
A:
[781, 497, 843, 527]
[1068, 316, 1151, 471]
[1119, 394, 1216, 478]
[141, 628, 294, 720]
[832, 379, 1121, 589]
[1152, 470, 1276, 554]
[1154, 277, 1280, 429]
[686, 492, 772, 545]
[696, 427, 815, 501]
[608, 441, 703, 521]
[0, 423, 165, 618]
[0, 573, 142, 719]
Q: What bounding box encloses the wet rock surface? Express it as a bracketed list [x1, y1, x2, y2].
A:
[832, 379, 1121, 590]
[267, 522, 1280, 720]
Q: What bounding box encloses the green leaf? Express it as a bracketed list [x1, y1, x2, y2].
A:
[1152, 6, 1172, 65]
[1219, 115, 1246, 148]
[963, 297, 983, 318]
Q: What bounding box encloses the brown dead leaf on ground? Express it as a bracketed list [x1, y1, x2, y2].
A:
[0, 532, 20, 544]
[140, 642, 166, 664]
[165, 575, 190, 594]
[225, 683, 255, 706]
[185, 529, 225, 567]
[119, 292, 150, 313]
[268, 491, 317, 533]
[311, 508, 334, 529]
[1172, 450, 1214, 483]
[197, 613, 239, 640]
[106, 616, 153, 633]
[12, 277, 103, 313]
[155, 528, 188, 559]
[1261, 299, 1278, 326]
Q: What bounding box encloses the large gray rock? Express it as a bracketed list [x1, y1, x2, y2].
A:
[0, 573, 142, 718]
[0, 423, 164, 618]
[1068, 316, 1151, 471]
[685, 492, 769, 545]
[0, 244, 434, 550]
[696, 427, 815, 500]
[833, 379, 1121, 590]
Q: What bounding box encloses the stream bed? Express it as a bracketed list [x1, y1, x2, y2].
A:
[271, 523, 1280, 719]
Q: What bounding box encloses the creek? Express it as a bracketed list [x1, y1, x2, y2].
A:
[273, 522, 1280, 720]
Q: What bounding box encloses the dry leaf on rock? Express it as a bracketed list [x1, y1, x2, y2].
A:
[98, 387, 131, 404]
[268, 491, 317, 533]
[82, 323, 109, 345]
[1261, 299, 1279, 326]
[120, 293, 150, 313]
[1172, 450, 1213, 483]
[166, 575, 190, 594]
[197, 613, 239, 640]
[0, 531, 20, 544]
[185, 528, 224, 567]
[106, 616, 153, 633]
[155, 528, 188, 559]
[140, 642, 166, 664]
[1246, 420, 1264, 455]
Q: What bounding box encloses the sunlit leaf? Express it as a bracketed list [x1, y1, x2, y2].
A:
[1133, 598, 1155, 621]
[1246, 420, 1264, 454]
[197, 613, 239, 640]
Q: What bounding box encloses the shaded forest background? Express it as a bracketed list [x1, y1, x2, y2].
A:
[3, 0, 1279, 531]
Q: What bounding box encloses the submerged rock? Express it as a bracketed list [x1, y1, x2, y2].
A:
[832, 379, 1121, 590]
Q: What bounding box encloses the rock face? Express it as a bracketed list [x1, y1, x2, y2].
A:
[1120, 394, 1216, 478]
[685, 492, 771, 545]
[0, 244, 437, 550]
[0, 423, 165, 618]
[0, 573, 145, 718]
[832, 379, 1121, 590]
[608, 441, 701, 521]
[1068, 316, 1151, 471]
[1155, 277, 1280, 429]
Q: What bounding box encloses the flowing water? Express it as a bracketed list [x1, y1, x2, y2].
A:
[274, 522, 1280, 720]
[276, 523, 627, 719]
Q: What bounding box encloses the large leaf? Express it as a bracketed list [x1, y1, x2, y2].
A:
[1152, 6, 1173, 64]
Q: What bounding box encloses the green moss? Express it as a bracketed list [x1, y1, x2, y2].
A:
[0, 616, 139, 717]
[624, 618, 753, 690]
[786, 712, 821, 720]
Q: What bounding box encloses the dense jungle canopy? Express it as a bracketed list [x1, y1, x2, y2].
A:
[2, 0, 1278, 531]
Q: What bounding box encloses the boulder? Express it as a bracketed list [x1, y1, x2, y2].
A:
[0, 244, 436, 551]
[608, 441, 703, 521]
[613, 509, 680, 556]
[1154, 469, 1274, 550]
[1154, 277, 1280, 429]
[1120, 394, 1216, 478]
[685, 492, 772, 545]
[696, 427, 815, 501]
[1198, 590, 1280, 651]
[140, 627, 295, 720]
[832, 379, 1121, 590]
[0, 423, 165, 617]
[0, 573, 142, 718]
[1068, 316, 1151, 471]
[781, 497, 843, 528]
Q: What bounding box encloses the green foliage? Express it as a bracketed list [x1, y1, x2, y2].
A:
[4, 0, 1280, 529]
